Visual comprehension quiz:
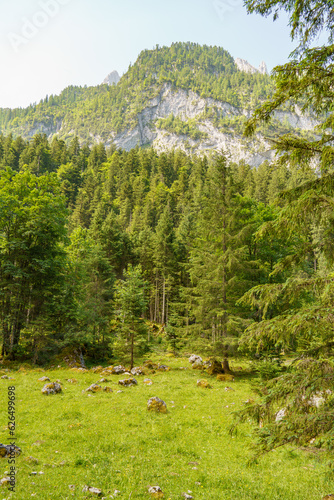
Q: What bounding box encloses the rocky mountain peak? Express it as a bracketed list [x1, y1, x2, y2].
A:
[258, 61, 268, 75]
[234, 58, 268, 75]
[103, 70, 120, 85]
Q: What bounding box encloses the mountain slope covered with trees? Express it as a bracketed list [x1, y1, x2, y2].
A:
[0, 43, 314, 165]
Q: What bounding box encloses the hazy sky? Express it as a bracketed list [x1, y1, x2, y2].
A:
[0, 0, 300, 109]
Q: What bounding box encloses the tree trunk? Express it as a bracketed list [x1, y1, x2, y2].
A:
[130, 331, 134, 370]
[162, 276, 166, 325]
[222, 356, 232, 374]
[154, 272, 158, 322]
[1, 323, 11, 356]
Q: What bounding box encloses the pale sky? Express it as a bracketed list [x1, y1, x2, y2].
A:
[0, 0, 305, 109]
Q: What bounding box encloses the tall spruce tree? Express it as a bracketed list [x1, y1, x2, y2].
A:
[234, 0, 334, 457]
[187, 153, 260, 368]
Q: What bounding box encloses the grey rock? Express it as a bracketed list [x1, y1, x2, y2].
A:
[118, 378, 137, 387]
[41, 382, 62, 395]
[189, 355, 202, 364]
[131, 367, 144, 375]
[82, 485, 103, 495]
[103, 70, 120, 86]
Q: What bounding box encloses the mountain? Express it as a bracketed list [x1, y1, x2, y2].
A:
[0, 42, 316, 166]
[102, 70, 120, 85]
[234, 58, 267, 75]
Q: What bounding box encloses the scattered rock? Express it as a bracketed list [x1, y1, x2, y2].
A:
[307, 390, 332, 408]
[0, 444, 21, 458]
[197, 379, 212, 389]
[131, 367, 144, 376]
[148, 485, 164, 498]
[91, 366, 104, 373]
[41, 382, 62, 395]
[38, 376, 50, 382]
[244, 398, 255, 404]
[144, 378, 153, 385]
[123, 372, 132, 376]
[143, 360, 159, 370]
[0, 477, 11, 486]
[189, 355, 202, 365]
[1, 375, 9, 379]
[275, 408, 286, 422]
[217, 374, 234, 382]
[147, 397, 167, 413]
[82, 485, 103, 495]
[101, 366, 113, 375]
[182, 493, 193, 499]
[103, 387, 113, 393]
[206, 359, 224, 376]
[85, 384, 102, 393]
[224, 386, 234, 391]
[192, 359, 203, 370]
[117, 390, 123, 393]
[118, 378, 137, 387]
[66, 378, 78, 384]
[157, 364, 170, 372]
[75, 367, 88, 373]
[99, 378, 108, 383]
[112, 365, 126, 374]
[69, 485, 75, 490]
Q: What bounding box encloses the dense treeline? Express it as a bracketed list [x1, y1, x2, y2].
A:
[0, 43, 273, 143]
[0, 131, 317, 365]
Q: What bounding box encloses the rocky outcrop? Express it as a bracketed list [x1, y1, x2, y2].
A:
[235, 58, 268, 75]
[103, 70, 120, 85]
[110, 84, 316, 167]
[9, 83, 316, 167]
[235, 58, 258, 74]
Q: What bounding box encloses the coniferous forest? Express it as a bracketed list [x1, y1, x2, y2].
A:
[1, 0, 334, 479]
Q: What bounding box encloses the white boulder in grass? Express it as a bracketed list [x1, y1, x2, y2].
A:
[148, 485, 164, 498]
[82, 485, 103, 495]
[41, 382, 62, 395]
[131, 367, 144, 375]
[189, 354, 202, 364]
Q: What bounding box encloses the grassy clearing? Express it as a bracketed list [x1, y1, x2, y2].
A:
[0, 355, 332, 499]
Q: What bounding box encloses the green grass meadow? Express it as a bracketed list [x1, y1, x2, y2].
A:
[0, 355, 332, 499]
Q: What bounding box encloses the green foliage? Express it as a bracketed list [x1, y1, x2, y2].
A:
[0, 168, 68, 358]
[234, 0, 334, 458]
[254, 359, 283, 380]
[156, 114, 208, 140]
[113, 265, 149, 367]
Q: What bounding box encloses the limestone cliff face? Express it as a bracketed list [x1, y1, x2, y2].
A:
[18, 80, 315, 167]
[109, 84, 316, 167]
